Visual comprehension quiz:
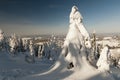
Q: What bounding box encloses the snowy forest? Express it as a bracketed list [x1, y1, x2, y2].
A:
[0, 6, 120, 80]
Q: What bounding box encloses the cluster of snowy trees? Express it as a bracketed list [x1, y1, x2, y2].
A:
[59, 6, 120, 72]
[23, 36, 61, 63]
[25, 36, 61, 63]
[91, 32, 120, 68]
[0, 30, 61, 63]
[91, 32, 120, 69]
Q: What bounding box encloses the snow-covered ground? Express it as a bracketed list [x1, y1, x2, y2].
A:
[0, 51, 53, 80]
[0, 50, 120, 80]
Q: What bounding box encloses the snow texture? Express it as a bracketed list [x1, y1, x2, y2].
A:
[96, 46, 110, 72]
[69, 6, 91, 48]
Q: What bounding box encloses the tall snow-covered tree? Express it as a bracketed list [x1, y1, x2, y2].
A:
[57, 6, 92, 69]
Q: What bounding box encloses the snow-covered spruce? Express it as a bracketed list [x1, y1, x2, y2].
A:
[0, 29, 5, 50]
[69, 6, 91, 49]
[37, 44, 44, 58]
[62, 5, 91, 69]
[9, 33, 19, 55]
[96, 45, 110, 72]
[25, 40, 35, 63]
[0, 29, 4, 42]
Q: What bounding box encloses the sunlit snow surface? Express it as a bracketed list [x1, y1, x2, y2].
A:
[0, 50, 120, 80]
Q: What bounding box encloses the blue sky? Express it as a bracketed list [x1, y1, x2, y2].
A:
[0, 0, 120, 35]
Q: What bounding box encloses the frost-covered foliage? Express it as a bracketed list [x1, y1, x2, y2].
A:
[29, 40, 35, 56]
[9, 33, 19, 54]
[96, 36, 120, 68]
[0, 29, 5, 50]
[70, 6, 91, 46]
[22, 38, 32, 51]
[25, 40, 35, 63]
[62, 6, 93, 69]
[0, 29, 4, 42]
[69, 6, 91, 49]
[109, 49, 120, 68]
[96, 46, 110, 72]
[38, 36, 61, 61]
[62, 6, 87, 68]
[37, 44, 44, 58]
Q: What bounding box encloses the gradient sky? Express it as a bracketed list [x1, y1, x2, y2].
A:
[0, 0, 120, 35]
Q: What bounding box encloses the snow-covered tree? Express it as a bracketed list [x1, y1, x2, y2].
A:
[23, 39, 29, 51]
[17, 38, 24, 52]
[59, 6, 92, 69]
[0, 29, 5, 50]
[38, 44, 44, 58]
[44, 43, 51, 59]
[96, 45, 110, 72]
[0, 29, 4, 42]
[25, 40, 35, 63]
[29, 40, 35, 56]
[9, 33, 19, 55]
[92, 30, 96, 54]
[89, 30, 98, 66]
[70, 6, 91, 49]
